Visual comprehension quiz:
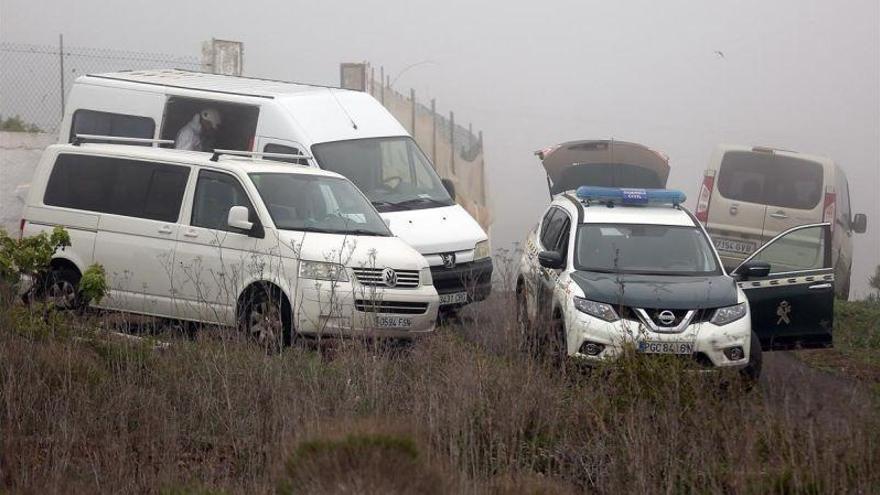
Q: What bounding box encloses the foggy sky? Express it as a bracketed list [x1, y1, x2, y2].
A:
[3, 0, 878, 296]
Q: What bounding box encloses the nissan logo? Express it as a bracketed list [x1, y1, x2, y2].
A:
[657, 310, 676, 326]
[382, 267, 398, 288]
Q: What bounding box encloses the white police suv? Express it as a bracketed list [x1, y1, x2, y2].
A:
[516, 186, 837, 379]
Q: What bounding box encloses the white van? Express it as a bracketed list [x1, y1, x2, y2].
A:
[695, 145, 867, 298]
[58, 69, 492, 310]
[22, 141, 439, 348]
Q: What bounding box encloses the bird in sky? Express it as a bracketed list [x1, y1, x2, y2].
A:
[714, 50, 726, 59]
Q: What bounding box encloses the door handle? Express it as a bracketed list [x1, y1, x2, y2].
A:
[808, 283, 832, 291]
[770, 211, 788, 219]
[183, 230, 199, 238]
[158, 226, 173, 235]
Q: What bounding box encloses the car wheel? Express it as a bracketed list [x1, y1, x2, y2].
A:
[740, 330, 763, 385]
[37, 266, 81, 310]
[242, 289, 291, 353]
[545, 313, 568, 366]
[516, 288, 533, 350]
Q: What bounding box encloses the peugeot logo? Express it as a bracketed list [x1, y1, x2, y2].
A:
[382, 267, 398, 287]
[657, 310, 676, 326]
[440, 252, 457, 269]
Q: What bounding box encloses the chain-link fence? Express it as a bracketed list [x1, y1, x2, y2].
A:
[0, 41, 200, 133]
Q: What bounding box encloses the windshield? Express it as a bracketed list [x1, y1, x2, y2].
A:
[249, 173, 391, 236]
[311, 137, 454, 212]
[575, 224, 720, 275]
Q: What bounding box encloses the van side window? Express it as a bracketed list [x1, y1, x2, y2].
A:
[43, 154, 188, 222]
[263, 143, 309, 165]
[160, 97, 259, 152]
[836, 172, 852, 230]
[191, 170, 255, 232]
[69, 110, 155, 144]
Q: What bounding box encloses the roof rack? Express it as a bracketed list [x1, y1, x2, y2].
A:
[210, 149, 312, 163]
[72, 134, 175, 146]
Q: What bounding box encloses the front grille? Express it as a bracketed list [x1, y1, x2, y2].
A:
[619, 306, 715, 327]
[354, 299, 429, 315]
[430, 258, 493, 294]
[352, 268, 419, 288]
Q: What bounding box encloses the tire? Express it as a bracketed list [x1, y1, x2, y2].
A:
[516, 287, 533, 352]
[240, 287, 292, 353]
[36, 266, 81, 310]
[544, 312, 569, 367]
[740, 330, 763, 384]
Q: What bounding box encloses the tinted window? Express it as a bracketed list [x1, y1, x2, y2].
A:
[575, 224, 720, 275]
[44, 154, 188, 222]
[717, 151, 823, 210]
[263, 143, 309, 165]
[70, 110, 155, 144]
[540, 208, 567, 250]
[191, 170, 255, 232]
[836, 171, 851, 230]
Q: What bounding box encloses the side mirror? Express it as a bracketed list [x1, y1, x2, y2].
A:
[538, 250, 564, 269]
[852, 213, 867, 234]
[733, 260, 771, 280]
[441, 178, 456, 200]
[227, 205, 254, 231]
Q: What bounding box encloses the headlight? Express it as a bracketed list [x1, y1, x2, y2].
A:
[710, 303, 747, 326]
[573, 297, 619, 322]
[474, 240, 491, 260]
[419, 267, 433, 286]
[299, 260, 349, 282]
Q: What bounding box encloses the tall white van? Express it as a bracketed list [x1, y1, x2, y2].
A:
[58, 69, 492, 310]
[695, 145, 867, 298]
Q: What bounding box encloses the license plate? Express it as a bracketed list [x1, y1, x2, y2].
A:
[712, 237, 758, 256]
[439, 291, 469, 306]
[376, 315, 412, 328]
[638, 341, 694, 355]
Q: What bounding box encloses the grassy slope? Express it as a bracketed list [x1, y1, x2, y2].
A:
[797, 300, 880, 383]
[1, 298, 879, 494]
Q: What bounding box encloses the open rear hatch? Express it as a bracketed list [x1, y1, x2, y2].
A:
[536, 140, 670, 195]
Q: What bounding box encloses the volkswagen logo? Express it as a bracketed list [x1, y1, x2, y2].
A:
[440, 252, 457, 269]
[657, 310, 676, 326]
[382, 267, 398, 287]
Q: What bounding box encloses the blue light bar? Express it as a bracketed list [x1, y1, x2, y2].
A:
[575, 186, 687, 206]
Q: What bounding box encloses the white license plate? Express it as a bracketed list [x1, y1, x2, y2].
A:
[712, 237, 758, 256]
[439, 291, 469, 306]
[376, 315, 412, 328]
[638, 341, 694, 355]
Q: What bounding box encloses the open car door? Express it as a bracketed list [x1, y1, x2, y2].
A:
[535, 140, 670, 195]
[732, 223, 834, 350]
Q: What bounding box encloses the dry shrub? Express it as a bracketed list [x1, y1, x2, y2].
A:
[278, 421, 451, 494]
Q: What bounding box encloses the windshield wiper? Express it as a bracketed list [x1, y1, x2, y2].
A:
[390, 197, 451, 208]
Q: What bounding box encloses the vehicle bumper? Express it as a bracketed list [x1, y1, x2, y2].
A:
[294, 281, 439, 339]
[565, 311, 752, 369]
[430, 257, 493, 307]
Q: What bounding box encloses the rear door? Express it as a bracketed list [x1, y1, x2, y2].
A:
[734, 223, 833, 350]
[708, 150, 771, 263]
[759, 153, 825, 238]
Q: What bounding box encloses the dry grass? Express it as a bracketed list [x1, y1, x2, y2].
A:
[1, 290, 878, 494]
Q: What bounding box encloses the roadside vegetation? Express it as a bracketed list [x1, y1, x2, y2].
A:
[796, 268, 880, 384]
[0, 114, 42, 133]
[0, 235, 878, 493]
